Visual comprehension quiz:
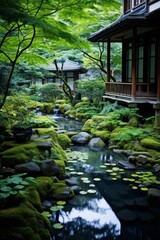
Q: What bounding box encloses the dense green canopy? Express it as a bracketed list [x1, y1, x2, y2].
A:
[0, 0, 122, 107]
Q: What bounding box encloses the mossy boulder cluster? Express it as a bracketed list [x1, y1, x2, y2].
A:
[81, 113, 160, 171]
[0, 126, 74, 240]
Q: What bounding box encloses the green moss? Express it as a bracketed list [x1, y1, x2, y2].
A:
[54, 160, 66, 180]
[25, 187, 42, 211]
[31, 115, 57, 128]
[35, 128, 58, 142]
[35, 128, 67, 161]
[57, 133, 71, 149]
[67, 131, 78, 137]
[97, 119, 122, 132]
[0, 202, 50, 240]
[52, 182, 74, 200]
[82, 119, 94, 132]
[92, 130, 110, 143]
[74, 101, 89, 109]
[65, 109, 76, 119]
[110, 126, 144, 148]
[140, 138, 160, 151]
[32, 176, 56, 200]
[55, 99, 66, 104]
[51, 143, 67, 161]
[59, 103, 71, 113]
[39, 102, 54, 114]
[75, 112, 86, 120]
[1, 142, 41, 167]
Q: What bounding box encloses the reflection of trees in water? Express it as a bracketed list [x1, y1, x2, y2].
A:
[49, 196, 119, 240]
[50, 215, 118, 240]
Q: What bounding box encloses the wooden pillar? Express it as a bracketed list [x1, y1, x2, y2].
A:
[107, 39, 111, 83]
[131, 27, 137, 100]
[157, 33, 160, 101]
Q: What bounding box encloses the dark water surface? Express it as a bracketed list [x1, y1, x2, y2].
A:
[49, 116, 160, 240]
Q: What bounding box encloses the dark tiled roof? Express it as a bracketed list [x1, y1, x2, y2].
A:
[88, 3, 159, 42]
[43, 59, 87, 73]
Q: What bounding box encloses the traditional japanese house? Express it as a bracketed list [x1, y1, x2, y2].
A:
[88, 0, 160, 128]
[37, 59, 87, 91]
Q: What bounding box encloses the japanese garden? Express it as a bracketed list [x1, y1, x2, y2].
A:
[0, 1, 160, 240]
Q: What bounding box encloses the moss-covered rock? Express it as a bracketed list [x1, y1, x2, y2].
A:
[24, 187, 42, 211]
[52, 182, 74, 200]
[32, 176, 57, 200]
[74, 101, 89, 109]
[0, 142, 41, 167]
[82, 119, 94, 132]
[57, 133, 71, 149]
[54, 160, 66, 180]
[140, 138, 160, 151]
[35, 128, 67, 161]
[39, 102, 54, 114]
[65, 109, 76, 119]
[92, 130, 110, 143]
[58, 103, 71, 113]
[31, 115, 57, 128]
[0, 202, 50, 240]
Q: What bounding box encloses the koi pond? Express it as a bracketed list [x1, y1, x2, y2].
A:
[48, 115, 160, 240]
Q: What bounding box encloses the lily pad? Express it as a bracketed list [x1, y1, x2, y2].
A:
[83, 180, 91, 183]
[100, 165, 106, 168]
[42, 211, 52, 218]
[87, 189, 96, 194]
[106, 169, 113, 173]
[53, 223, 63, 229]
[81, 177, 89, 181]
[50, 206, 64, 211]
[79, 191, 88, 195]
[57, 201, 66, 205]
[89, 184, 95, 187]
[140, 187, 148, 191]
[93, 178, 101, 181]
[77, 172, 84, 175]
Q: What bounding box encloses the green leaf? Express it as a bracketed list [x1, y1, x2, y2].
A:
[42, 211, 52, 218]
[53, 223, 63, 229]
[13, 185, 25, 190]
[1, 186, 12, 192]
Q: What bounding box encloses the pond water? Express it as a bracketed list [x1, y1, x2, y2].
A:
[49, 115, 160, 240]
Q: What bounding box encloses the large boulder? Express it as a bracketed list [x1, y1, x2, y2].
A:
[41, 159, 59, 176]
[14, 162, 41, 174]
[88, 137, 105, 149]
[0, 202, 50, 240]
[71, 132, 91, 144]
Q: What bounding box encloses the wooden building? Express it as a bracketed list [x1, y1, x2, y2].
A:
[88, 0, 160, 128]
[39, 59, 87, 91]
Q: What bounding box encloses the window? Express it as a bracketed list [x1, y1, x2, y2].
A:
[124, 0, 131, 12]
[136, 45, 144, 83]
[126, 43, 132, 82]
[148, 39, 156, 83]
[124, 0, 145, 13]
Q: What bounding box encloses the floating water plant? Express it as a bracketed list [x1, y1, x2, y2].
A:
[79, 191, 88, 195]
[50, 205, 64, 211]
[53, 223, 63, 229]
[93, 178, 101, 181]
[87, 189, 96, 194]
[81, 177, 89, 181]
[57, 201, 66, 205]
[77, 172, 84, 175]
[100, 165, 106, 168]
[89, 184, 95, 187]
[42, 211, 52, 218]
